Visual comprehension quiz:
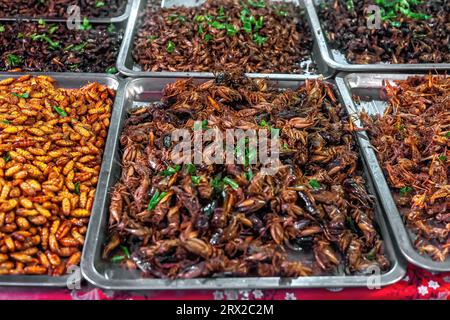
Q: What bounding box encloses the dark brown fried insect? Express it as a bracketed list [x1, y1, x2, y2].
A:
[133, 0, 314, 74]
[319, 0, 449, 64]
[360, 75, 449, 262]
[104, 70, 390, 279]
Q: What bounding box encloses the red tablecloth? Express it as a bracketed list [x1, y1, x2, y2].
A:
[1, 265, 449, 300]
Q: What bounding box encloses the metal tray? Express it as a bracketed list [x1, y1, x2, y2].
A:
[335, 72, 450, 272]
[117, 0, 328, 79]
[305, 0, 450, 74]
[0, 0, 132, 24]
[81, 76, 406, 290]
[0, 72, 124, 287]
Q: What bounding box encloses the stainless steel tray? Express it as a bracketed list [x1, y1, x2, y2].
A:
[81, 76, 406, 290]
[305, 0, 450, 73]
[0, 0, 132, 24]
[0, 72, 124, 287]
[335, 72, 450, 272]
[117, 0, 327, 79]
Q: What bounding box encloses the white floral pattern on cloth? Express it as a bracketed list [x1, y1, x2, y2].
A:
[284, 292, 297, 300]
[417, 285, 429, 296]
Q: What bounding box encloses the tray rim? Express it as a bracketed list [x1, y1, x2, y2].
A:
[335, 72, 450, 272]
[304, 0, 450, 73]
[81, 76, 406, 291]
[116, 0, 326, 79]
[0, 0, 132, 24]
[0, 72, 125, 287]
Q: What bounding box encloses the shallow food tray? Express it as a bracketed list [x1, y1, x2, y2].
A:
[0, 0, 132, 24]
[335, 73, 450, 272]
[0, 72, 123, 287]
[81, 76, 406, 290]
[117, 0, 328, 79]
[305, 0, 450, 74]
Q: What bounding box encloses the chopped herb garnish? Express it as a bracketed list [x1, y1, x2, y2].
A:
[120, 245, 131, 258]
[6, 54, 22, 67]
[223, 177, 239, 190]
[71, 42, 87, 52]
[107, 23, 116, 33]
[399, 186, 413, 197]
[74, 182, 81, 195]
[161, 165, 181, 177]
[248, 0, 266, 8]
[53, 106, 68, 117]
[1, 120, 10, 124]
[147, 190, 168, 211]
[347, 216, 358, 233]
[191, 176, 201, 185]
[166, 40, 175, 54]
[80, 17, 92, 30]
[147, 35, 158, 43]
[211, 173, 224, 192]
[195, 15, 205, 22]
[226, 24, 238, 36]
[245, 168, 254, 181]
[95, 1, 105, 8]
[3, 152, 11, 162]
[48, 25, 58, 34]
[253, 33, 267, 46]
[446, 132, 450, 138]
[186, 163, 196, 174]
[12, 92, 30, 99]
[438, 155, 447, 162]
[0, 25, 5, 33]
[211, 21, 226, 30]
[38, 18, 46, 26]
[106, 66, 118, 74]
[309, 179, 321, 189]
[204, 34, 213, 42]
[111, 255, 126, 263]
[193, 119, 208, 130]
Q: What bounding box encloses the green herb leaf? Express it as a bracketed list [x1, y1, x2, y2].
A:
[12, 92, 30, 99]
[120, 245, 131, 258]
[245, 168, 253, 181]
[399, 186, 413, 197]
[186, 163, 196, 174]
[3, 152, 11, 162]
[166, 40, 175, 54]
[309, 179, 321, 189]
[38, 18, 46, 26]
[48, 25, 58, 34]
[248, 0, 266, 8]
[95, 1, 105, 8]
[193, 120, 208, 130]
[446, 132, 450, 138]
[161, 165, 181, 177]
[74, 182, 81, 195]
[71, 42, 87, 52]
[1, 120, 10, 124]
[147, 35, 158, 43]
[80, 17, 92, 30]
[204, 34, 213, 42]
[347, 216, 358, 233]
[211, 21, 226, 29]
[438, 155, 447, 162]
[6, 54, 22, 67]
[106, 66, 118, 74]
[223, 177, 239, 190]
[107, 24, 116, 33]
[253, 33, 267, 46]
[211, 173, 223, 192]
[53, 106, 67, 117]
[147, 190, 168, 211]
[191, 176, 201, 185]
[111, 255, 126, 263]
[226, 24, 238, 36]
[0, 25, 5, 33]
[195, 15, 205, 22]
